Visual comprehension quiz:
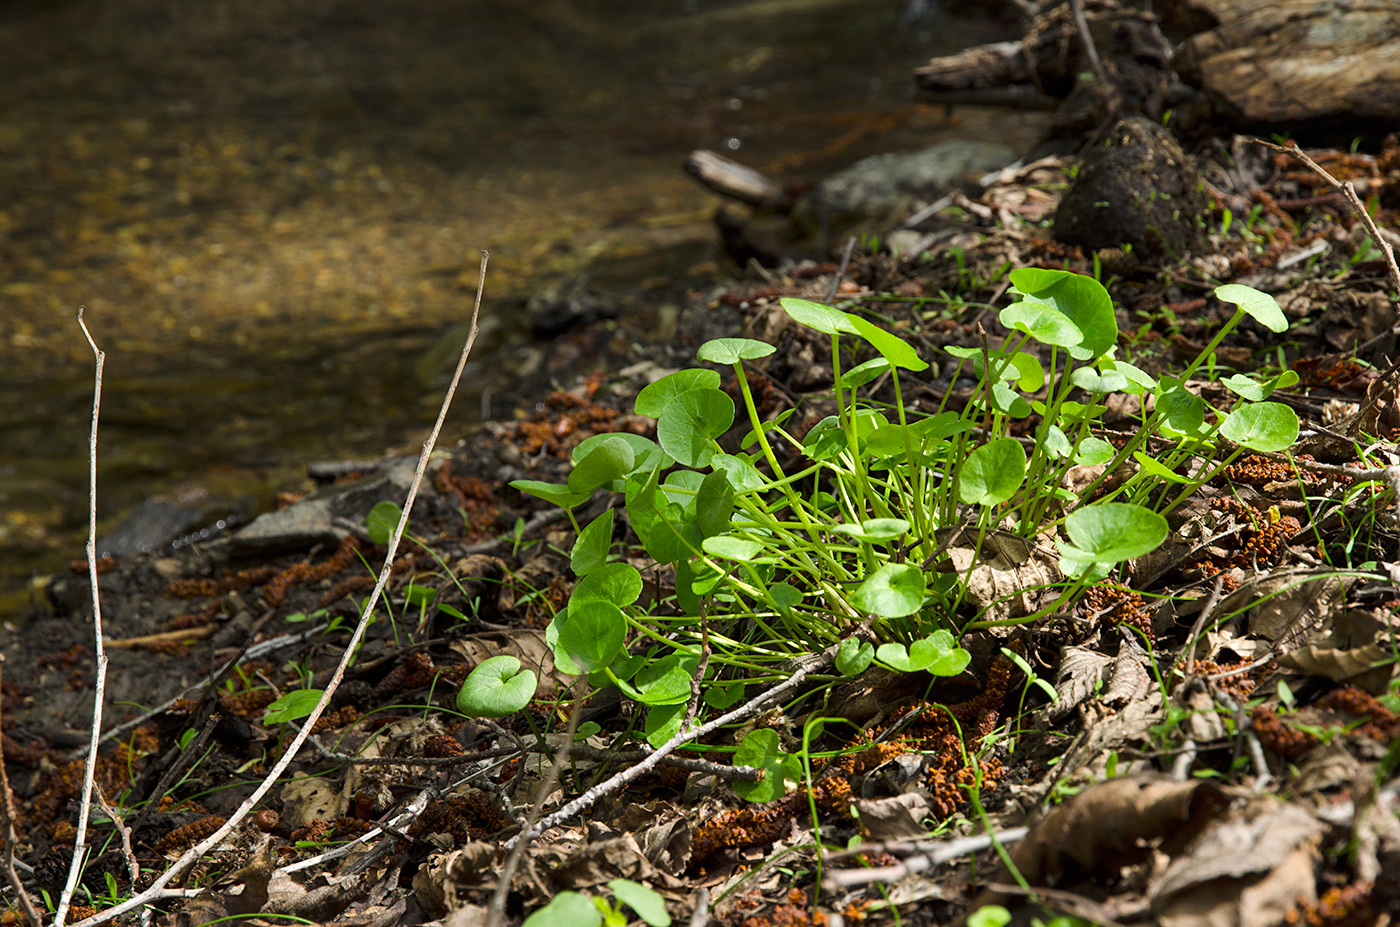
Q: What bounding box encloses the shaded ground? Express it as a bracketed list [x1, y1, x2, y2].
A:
[0, 0, 1046, 618]
[5, 126, 1400, 926]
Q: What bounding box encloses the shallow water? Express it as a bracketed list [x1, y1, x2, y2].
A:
[0, 0, 1047, 617]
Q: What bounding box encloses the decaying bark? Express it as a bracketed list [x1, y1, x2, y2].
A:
[913, 0, 1400, 135]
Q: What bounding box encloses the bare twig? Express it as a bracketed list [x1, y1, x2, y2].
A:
[1256, 139, 1400, 297]
[505, 635, 846, 852]
[822, 827, 1029, 889]
[0, 655, 43, 927]
[1068, 0, 1106, 84]
[72, 251, 491, 927]
[1178, 574, 1225, 677]
[56, 308, 112, 927]
[688, 887, 710, 927]
[92, 787, 148, 927]
[487, 680, 586, 927]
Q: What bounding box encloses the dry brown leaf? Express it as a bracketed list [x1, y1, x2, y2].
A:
[1150, 800, 1322, 927]
[983, 777, 1229, 900]
[942, 529, 1061, 622]
[1052, 646, 1114, 720]
[1247, 573, 1351, 645]
[1276, 641, 1394, 694]
[1102, 639, 1152, 709]
[854, 792, 934, 842]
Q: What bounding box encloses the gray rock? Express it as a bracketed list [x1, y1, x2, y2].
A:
[794, 139, 1018, 234]
[233, 456, 441, 553]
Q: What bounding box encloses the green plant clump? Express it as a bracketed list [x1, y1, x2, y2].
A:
[479, 271, 1297, 777]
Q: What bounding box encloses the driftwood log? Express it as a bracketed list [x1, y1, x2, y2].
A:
[915, 0, 1400, 137]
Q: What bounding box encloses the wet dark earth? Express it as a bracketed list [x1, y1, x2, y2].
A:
[0, 0, 1046, 619]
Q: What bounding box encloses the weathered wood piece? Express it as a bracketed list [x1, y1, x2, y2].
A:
[1173, 0, 1400, 125]
[686, 150, 793, 210]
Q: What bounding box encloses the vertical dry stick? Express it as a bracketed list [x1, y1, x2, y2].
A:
[71, 251, 491, 927]
[56, 307, 111, 927]
[485, 680, 586, 927]
[0, 655, 43, 927]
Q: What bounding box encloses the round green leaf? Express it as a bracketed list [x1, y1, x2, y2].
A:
[1076, 435, 1115, 465]
[918, 630, 972, 677]
[1070, 366, 1129, 394]
[710, 455, 765, 494]
[366, 501, 403, 545]
[635, 368, 721, 418]
[780, 297, 858, 335]
[836, 637, 875, 676]
[656, 388, 735, 468]
[837, 356, 893, 389]
[456, 656, 538, 718]
[608, 879, 672, 927]
[568, 435, 636, 494]
[644, 702, 685, 749]
[696, 337, 776, 365]
[959, 437, 1027, 506]
[264, 689, 324, 725]
[1155, 383, 1205, 436]
[1220, 401, 1299, 452]
[1009, 268, 1117, 359]
[1062, 502, 1167, 564]
[851, 563, 927, 618]
[556, 599, 626, 673]
[999, 300, 1083, 348]
[572, 561, 643, 607]
[847, 315, 929, 371]
[1221, 373, 1269, 402]
[1216, 283, 1287, 332]
[632, 654, 698, 707]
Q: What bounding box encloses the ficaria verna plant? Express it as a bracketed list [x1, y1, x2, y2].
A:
[459, 270, 1298, 761]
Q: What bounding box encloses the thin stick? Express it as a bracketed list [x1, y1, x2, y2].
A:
[486, 681, 586, 927]
[1068, 0, 1106, 85]
[505, 635, 845, 852]
[0, 655, 42, 927]
[71, 251, 491, 927]
[56, 308, 111, 927]
[1256, 139, 1400, 296]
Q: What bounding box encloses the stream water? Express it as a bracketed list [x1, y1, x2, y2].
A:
[0, 0, 1047, 618]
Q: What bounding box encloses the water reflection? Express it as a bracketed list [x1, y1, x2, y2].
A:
[0, 0, 1043, 616]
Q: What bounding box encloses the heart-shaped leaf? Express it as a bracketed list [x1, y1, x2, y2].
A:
[999, 299, 1083, 348]
[1216, 283, 1287, 332]
[733, 729, 803, 803]
[635, 368, 721, 417]
[572, 561, 642, 608]
[264, 689, 324, 724]
[455, 656, 538, 718]
[1061, 502, 1167, 564]
[696, 337, 776, 365]
[556, 599, 626, 673]
[572, 432, 668, 474]
[1009, 268, 1117, 359]
[1220, 401, 1299, 452]
[696, 469, 736, 538]
[836, 637, 875, 676]
[656, 388, 735, 467]
[365, 501, 403, 545]
[567, 435, 636, 493]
